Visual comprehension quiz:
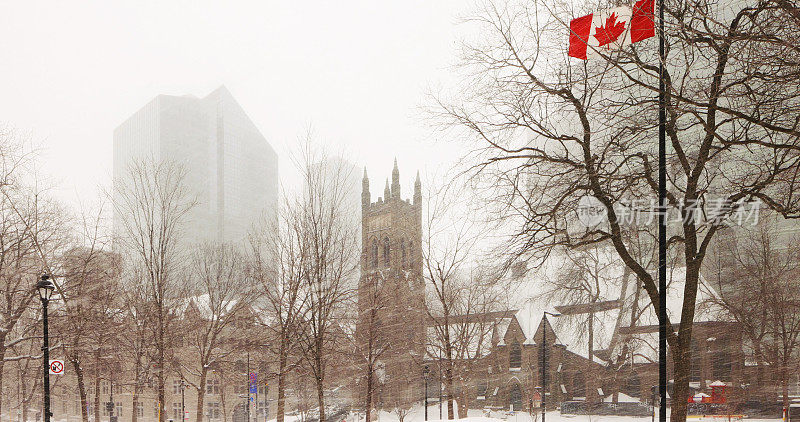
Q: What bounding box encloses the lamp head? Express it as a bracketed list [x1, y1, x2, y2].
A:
[36, 273, 56, 302]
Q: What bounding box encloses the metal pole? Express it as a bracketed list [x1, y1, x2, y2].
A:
[651, 386, 656, 422]
[110, 379, 114, 422]
[181, 381, 185, 422]
[658, 0, 668, 420]
[424, 371, 428, 421]
[42, 296, 51, 422]
[247, 351, 251, 422]
[542, 317, 546, 422]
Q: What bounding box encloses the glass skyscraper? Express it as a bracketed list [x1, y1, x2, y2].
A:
[113, 86, 278, 246]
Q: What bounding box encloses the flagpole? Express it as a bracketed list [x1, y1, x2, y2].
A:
[657, 0, 667, 420]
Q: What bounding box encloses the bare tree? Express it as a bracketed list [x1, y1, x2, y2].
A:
[113, 158, 195, 422]
[435, 1, 800, 420]
[250, 207, 308, 422]
[0, 129, 69, 420]
[422, 178, 500, 419]
[293, 143, 359, 422]
[354, 271, 391, 422]
[58, 243, 122, 422]
[182, 243, 255, 422]
[705, 214, 800, 409]
[119, 266, 153, 422]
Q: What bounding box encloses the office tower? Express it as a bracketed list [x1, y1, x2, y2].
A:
[113, 86, 278, 246]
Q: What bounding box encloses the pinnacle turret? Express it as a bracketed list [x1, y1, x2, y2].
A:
[362, 167, 370, 207]
[391, 158, 401, 199]
[413, 170, 422, 206]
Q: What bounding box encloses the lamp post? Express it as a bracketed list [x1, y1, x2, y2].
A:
[423, 365, 430, 421]
[180, 379, 187, 422]
[37, 273, 55, 422]
[541, 311, 560, 422]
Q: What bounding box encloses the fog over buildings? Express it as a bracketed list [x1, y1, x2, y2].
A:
[113, 86, 278, 245]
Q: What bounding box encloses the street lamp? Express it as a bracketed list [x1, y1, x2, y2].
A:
[541, 311, 560, 422]
[423, 365, 430, 421]
[180, 379, 187, 422]
[37, 273, 55, 422]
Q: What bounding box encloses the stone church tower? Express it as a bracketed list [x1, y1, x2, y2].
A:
[357, 159, 425, 408]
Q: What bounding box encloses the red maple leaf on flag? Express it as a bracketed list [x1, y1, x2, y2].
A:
[594, 13, 627, 46]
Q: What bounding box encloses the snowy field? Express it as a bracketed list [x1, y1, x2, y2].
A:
[268, 405, 784, 422]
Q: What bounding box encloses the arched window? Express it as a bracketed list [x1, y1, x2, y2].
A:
[383, 237, 391, 266]
[371, 239, 379, 268]
[509, 342, 522, 369]
[401, 239, 407, 267]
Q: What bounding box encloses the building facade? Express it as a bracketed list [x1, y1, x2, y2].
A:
[113, 86, 278, 246]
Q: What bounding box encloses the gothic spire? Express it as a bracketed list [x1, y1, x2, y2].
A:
[391, 158, 401, 199]
[414, 170, 422, 205]
[362, 167, 370, 207]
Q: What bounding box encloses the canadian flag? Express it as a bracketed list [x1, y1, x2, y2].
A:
[568, 0, 655, 60]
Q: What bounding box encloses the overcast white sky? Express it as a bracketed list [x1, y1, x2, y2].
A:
[0, 0, 475, 208]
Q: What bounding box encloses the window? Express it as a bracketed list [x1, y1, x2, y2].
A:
[207, 402, 221, 420]
[173, 380, 182, 394]
[172, 403, 182, 421]
[258, 400, 268, 418]
[235, 382, 247, 395]
[401, 239, 407, 267]
[102, 382, 110, 395]
[104, 401, 112, 417]
[371, 239, 379, 267]
[509, 342, 522, 369]
[476, 380, 488, 400]
[207, 379, 220, 395]
[136, 402, 144, 418]
[116, 402, 123, 418]
[383, 237, 391, 266]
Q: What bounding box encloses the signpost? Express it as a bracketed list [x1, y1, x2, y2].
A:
[48, 360, 64, 375]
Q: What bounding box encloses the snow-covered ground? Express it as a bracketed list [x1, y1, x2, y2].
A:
[267, 404, 784, 422]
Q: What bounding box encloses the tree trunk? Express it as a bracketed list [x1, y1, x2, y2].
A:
[72, 358, 90, 422]
[460, 389, 469, 418]
[21, 381, 28, 422]
[445, 368, 454, 420]
[671, 346, 691, 422]
[315, 341, 326, 422]
[0, 352, 5, 422]
[131, 357, 141, 422]
[365, 367, 373, 422]
[158, 307, 166, 422]
[277, 342, 287, 422]
[782, 364, 790, 412]
[94, 374, 101, 422]
[196, 369, 208, 422]
[316, 373, 325, 422]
